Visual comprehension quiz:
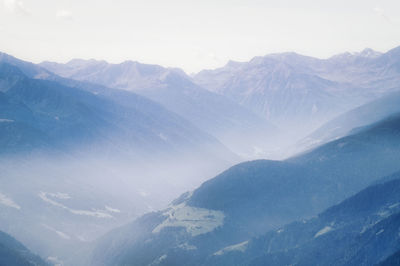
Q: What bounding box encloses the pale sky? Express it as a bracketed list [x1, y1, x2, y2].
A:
[1, 0, 400, 73]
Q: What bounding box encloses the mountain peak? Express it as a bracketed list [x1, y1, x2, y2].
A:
[330, 48, 382, 60]
[358, 48, 382, 58]
[0, 52, 21, 65]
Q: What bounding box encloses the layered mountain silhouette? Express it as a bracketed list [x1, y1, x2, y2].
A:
[40, 59, 279, 157]
[0, 230, 48, 266]
[379, 249, 400, 266]
[0, 57, 235, 162]
[207, 174, 400, 266]
[0, 54, 239, 265]
[299, 90, 400, 151]
[90, 111, 400, 266]
[1, 46, 400, 266]
[193, 47, 400, 137]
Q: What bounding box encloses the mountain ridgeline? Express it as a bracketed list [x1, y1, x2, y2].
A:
[194, 47, 400, 136]
[0, 46, 400, 266]
[0, 230, 48, 266]
[0, 59, 235, 162]
[39, 59, 279, 158]
[207, 175, 400, 266]
[91, 111, 400, 266]
[0, 54, 239, 265]
[298, 90, 400, 151]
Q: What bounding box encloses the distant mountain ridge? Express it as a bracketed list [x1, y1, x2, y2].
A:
[0, 53, 240, 265]
[39, 58, 279, 158]
[38, 46, 400, 153]
[0, 56, 236, 161]
[298, 90, 400, 151]
[193, 46, 400, 137]
[1, 46, 400, 266]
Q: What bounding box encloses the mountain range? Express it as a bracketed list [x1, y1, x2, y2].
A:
[207, 174, 400, 266]
[1, 46, 400, 266]
[298, 90, 400, 151]
[194, 47, 400, 137]
[0, 54, 236, 162]
[90, 110, 400, 266]
[40, 59, 278, 157]
[0, 53, 239, 265]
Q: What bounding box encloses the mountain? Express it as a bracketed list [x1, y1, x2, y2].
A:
[0, 60, 235, 160]
[90, 160, 323, 266]
[299, 90, 400, 151]
[206, 174, 400, 266]
[379, 249, 400, 266]
[289, 113, 400, 196]
[0, 230, 48, 266]
[0, 59, 237, 168]
[195, 54, 352, 134]
[0, 52, 53, 79]
[39, 59, 279, 158]
[90, 111, 400, 266]
[193, 46, 400, 137]
[0, 55, 239, 265]
[323, 46, 400, 89]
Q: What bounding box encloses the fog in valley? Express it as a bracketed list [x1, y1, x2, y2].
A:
[1, 1, 400, 265]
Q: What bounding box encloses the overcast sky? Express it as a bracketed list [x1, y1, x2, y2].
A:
[1, 0, 400, 73]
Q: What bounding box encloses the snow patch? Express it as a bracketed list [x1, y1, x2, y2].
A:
[158, 133, 168, 141]
[149, 254, 167, 265]
[178, 243, 197, 250]
[360, 225, 369, 234]
[39, 192, 112, 218]
[312, 104, 318, 114]
[47, 192, 71, 200]
[378, 210, 390, 218]
[152, 203, 224, 236]
[47, 256, 64, 266]
[105, 205, 121, 213]
[76, 235, 89, 242]
[389, 203, 400, 209]
[361, 219, 385, 234]
[0, 193, 21, 209]
[337, 142, 347, 148]
[55, 230, 71, 240]
[214, 241, 249, 256]
[43, 224, 71, 240]
[0, 118, 14, 122]
[314, 226, 333, 238]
